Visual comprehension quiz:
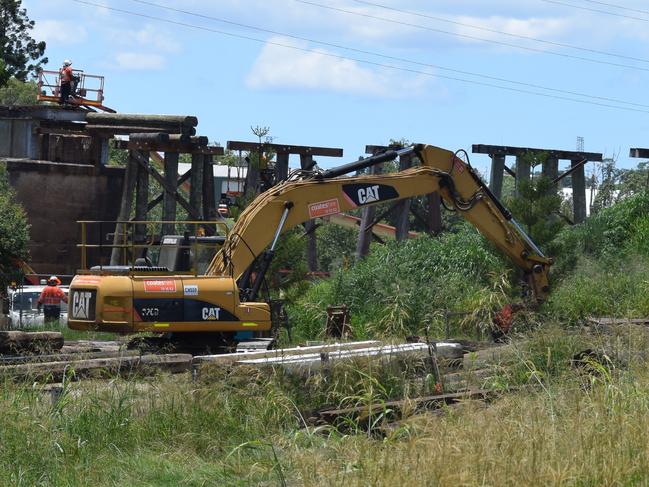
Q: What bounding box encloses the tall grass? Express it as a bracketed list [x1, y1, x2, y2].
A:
[284, 191, 649, 338]
[287, 375, 649, 486]
[1, 325, 649, 485]
[544, 255, 649, 323]
[287, 227, 515, 342]
[0, 373, 298, 486]
[549, 191, 649, 279]
[283, 325, 649, 486]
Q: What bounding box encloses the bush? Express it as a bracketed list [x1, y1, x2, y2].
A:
[544, 255, 649, 323]
[287, 227, 516, 341]
[0, 163, 29, 284]
[549, 191, 649, 279]
[316, 222, 357, 273]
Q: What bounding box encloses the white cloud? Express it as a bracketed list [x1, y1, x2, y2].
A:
[179, 1, 577, 47]
[109, 24, 182, 54]
[453, 15, 572, 44]
[246, 36, 430, 97]
[32, 20, 87, 45]
[114, 52, 166, 70]
[133, 25, 182, 54]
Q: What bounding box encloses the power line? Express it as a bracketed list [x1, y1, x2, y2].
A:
[122, 0, 649, 109]
[581, 0, 649, 16]
[295, 0, 649, 72]
[540, 0, 649, 22]
[349, 0, 649, 64]
[70, 0, 649, 114]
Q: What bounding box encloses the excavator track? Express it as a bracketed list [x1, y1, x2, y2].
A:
[126, 332, 277, 356]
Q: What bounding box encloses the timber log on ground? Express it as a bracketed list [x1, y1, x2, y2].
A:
[0, 331, 64, 354]
[0, 353, 193, 382]
[312, 389, 494, 427]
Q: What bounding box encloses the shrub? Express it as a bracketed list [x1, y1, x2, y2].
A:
[287, 227, 516, 341]
[0, 163, 29, 284]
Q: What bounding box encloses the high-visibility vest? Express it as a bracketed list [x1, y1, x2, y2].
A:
[38, 286, 68, 306]
[60, 67, 73, 83]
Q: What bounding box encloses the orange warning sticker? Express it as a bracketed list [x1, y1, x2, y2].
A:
[453, 157, 465, 174]
[143, 279, 177, 293]
[308, 198, 341, 219]
[71, 275, 102, 286]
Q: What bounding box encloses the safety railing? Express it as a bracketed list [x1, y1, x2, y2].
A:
[77, 220, 230, 276]
[37, 69, 106, 106]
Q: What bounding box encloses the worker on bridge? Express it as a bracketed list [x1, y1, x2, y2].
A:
[37, 276, 68, 322]
[59, 60, 73, 104]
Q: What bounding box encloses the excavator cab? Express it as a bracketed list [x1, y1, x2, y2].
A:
[82, 223, 227, 275]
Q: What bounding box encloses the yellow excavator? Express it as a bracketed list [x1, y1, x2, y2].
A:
[67, 144, 552, 351]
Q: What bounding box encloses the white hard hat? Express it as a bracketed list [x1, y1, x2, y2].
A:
[63, 59, 72, 66]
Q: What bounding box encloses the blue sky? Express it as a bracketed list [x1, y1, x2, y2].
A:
[24, 0, 649, 178]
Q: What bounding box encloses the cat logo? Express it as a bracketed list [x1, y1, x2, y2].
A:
[202, 307, 221, 321]
[342, 183, 399, 207]
[72, 291, 92, 319]
[357, 185, 380, 205]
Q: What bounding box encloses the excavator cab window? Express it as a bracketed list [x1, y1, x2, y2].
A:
[158, 235, 226, 272]
[157, 236, 186, 272]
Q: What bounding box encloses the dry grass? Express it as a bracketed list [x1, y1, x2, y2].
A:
[282, 325, 649, 486]
[1, 326, 649, 485]
[286, 378, 649, 486]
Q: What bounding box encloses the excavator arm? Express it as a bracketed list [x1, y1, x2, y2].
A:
[208, 144, 552, 303]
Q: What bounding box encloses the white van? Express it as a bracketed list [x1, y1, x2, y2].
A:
[5, 285, 69, 328]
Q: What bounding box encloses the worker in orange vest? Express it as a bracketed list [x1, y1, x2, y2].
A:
[37, 276, 68, 322]
[59, 60, 73, 104]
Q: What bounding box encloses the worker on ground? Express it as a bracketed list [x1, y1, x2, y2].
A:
[59, 60, 73, 104]
[37, 276, 68, 322]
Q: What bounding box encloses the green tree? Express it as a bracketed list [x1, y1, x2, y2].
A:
[591, 158, 619, 214]
[0, 163, 30, 285]
[618, 162, 649, 199]
[0, 75, 37, 105]
[0, 59, 9, 87]
[317, 223, 357, 272]
[107, 140, 128, 167]
[0, 0, 47, 82]
[506, 153, 564, 247]
[508, 177, 564, 247]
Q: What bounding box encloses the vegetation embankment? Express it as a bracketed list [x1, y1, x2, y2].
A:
[0, 324, 648, 485]
[286, 191, 649, 342]
[6, 190, 649, 486]
[546, 192, 649, 321]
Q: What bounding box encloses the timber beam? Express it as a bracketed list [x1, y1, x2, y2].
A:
[113, 139, 223, 155]
[86, 113, 198, 128]
[365, 144, 405, 154]
[552, 158, 587, 184]
[227, 140, 343, 157]
[132, 164, 192, 218]
[473, 144, 602, 162]
[630, 148, 649, 158]
[87, 125, 196, 136]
